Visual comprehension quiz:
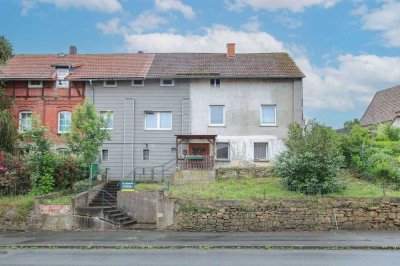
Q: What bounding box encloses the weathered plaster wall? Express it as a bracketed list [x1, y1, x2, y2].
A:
[117, 191, 160, 224]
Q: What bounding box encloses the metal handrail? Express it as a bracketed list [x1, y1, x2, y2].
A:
[90, 188, 131, 226]
[124, 158, 176, 182]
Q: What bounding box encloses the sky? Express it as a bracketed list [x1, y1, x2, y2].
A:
[1, 0, 400, 129]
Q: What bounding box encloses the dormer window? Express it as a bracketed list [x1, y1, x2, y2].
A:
[103, 80, 117, 87]
[28, 80, 43, 88]
[56, 68, 70, 88]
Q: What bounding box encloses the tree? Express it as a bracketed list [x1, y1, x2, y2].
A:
[343, 118, 360, 131]
[274, 120, 345, 194]
[0, 36, 12, 64]
[0, 36, 17, 153]
[66, 99, 110, 167]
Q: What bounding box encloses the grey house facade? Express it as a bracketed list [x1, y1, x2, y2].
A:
[88, 44, 305, 180]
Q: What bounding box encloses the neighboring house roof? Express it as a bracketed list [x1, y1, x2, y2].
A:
[360, 85, 400, 127]
[0, 52, 304, 80]
[147, 53, 304, 78]
[0, 54, 155, 80]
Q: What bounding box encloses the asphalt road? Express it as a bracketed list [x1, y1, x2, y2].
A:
[1, 249, 400, 266]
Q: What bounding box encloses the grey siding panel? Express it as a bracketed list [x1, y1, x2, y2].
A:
[90, 79, 190, 180]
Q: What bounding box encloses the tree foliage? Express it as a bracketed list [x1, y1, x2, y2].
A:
[66, 99, 110, 167]
[0, 36, 13, 64]
[274, 120, 345, 194]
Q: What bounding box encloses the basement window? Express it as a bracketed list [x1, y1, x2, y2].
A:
[28, 80, 43, 88]
[103, 80, 117, 87]
[210, 79, 220, 87]
[254, 143, 268, 161]
[216, 143, 230, 160]
[132, 79, 144, 86]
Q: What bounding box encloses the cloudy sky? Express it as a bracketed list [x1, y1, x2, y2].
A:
[2, 0, 400, 128]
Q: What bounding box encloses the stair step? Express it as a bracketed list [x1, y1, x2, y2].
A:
[109, 213, 125, 219]
[114, 216, 132, 222]
[120, 219, 137, 226]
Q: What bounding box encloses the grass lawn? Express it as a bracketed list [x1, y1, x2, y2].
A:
[41, 195, 72, 205]
[135, 172, 400, 200]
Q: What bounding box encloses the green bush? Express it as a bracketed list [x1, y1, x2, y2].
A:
[274, 120, 345, 194]
[72, 179, 92, 194]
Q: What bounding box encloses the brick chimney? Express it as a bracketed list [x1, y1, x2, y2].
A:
[226, 43, 235, 58]
[69, 45, 77, 55]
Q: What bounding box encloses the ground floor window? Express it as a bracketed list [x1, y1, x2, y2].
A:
[19, 111, 32, 132]
[101, 149, 109, 161]
[216, 143, 230, 160]
[254, 142, 268, 161]
[143, 149, 150, 160]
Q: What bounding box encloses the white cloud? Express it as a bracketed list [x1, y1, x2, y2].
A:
[225, 0, 340, 12]
[20, 0, 122, 14]
[358, 1, 400, 47]
[122, 24, 285, 53]
[275, 12, 302, 28]
[97, 18, 124, 35]
[155, 0, 195, 19]
[241, 16, 261, 32]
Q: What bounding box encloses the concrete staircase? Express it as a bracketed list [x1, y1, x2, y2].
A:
[85, 181, 136, 227]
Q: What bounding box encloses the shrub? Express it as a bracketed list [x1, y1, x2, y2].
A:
[0, 152, 31, 196]
[54, 155, 85, 190]
[72, 179, 92, 194]
[274, 120, 345, 194]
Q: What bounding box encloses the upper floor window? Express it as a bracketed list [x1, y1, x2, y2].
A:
[56, 68, 70, 88]
[216, 143, 230, 160]
[100, 111, 113, 130]
[145, 111, 172, 130]
[209, 105, 225, 126]
[132, 79, 144, 86]
[261, 105, 276, 126]
[58, 111, 72, 133]
[19, 111, 32, 132]
[210, 79, 220, 87]
[160, 79, 174, 86]
[28, 80, 43, 88]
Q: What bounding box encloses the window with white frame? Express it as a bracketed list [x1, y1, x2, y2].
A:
[210, 79, 220, 87]
[132, 79, 144, 86]
[160, 79, 174, 86]
[145, 111, 172, 130]
[103, 80, 117, 87]
[56, 68, 70, 88]
[100, 111, 113, 130]
[58, 111, 72, 133]
[101, 149, 109, 161]
[209, 105, 225, 126]
[261, 105, 276, 126]
[19, 111, 32, 132]
[216, 143, 230, 160]
[28, 80, 43, 88]
[143, 149, 150, 160]
[254, 143, 268, 161]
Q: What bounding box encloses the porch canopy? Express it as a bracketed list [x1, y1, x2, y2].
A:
[175, 135, 217, 170]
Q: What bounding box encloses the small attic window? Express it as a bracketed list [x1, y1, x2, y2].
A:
[132, 79, 144, 86]
[56, 68, 70, 88]
[103, 80, 117, 87]
[28, 80, 43, 88]
[160, 79, 174, 86]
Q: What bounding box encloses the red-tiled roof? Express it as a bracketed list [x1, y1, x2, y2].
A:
[147, 53, 304, 78]
[0, 52, 304, 80]
[0, 54, 154, 80]
[360, 85, 400, 126]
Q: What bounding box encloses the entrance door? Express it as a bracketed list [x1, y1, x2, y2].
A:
[189, 143, 209, 155]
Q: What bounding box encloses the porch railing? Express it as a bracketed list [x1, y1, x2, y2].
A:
[177, 155, 214, 171]
[124, 158, 176, 183]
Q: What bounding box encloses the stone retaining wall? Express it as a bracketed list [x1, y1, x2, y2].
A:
[215, 166, 273, 180]
[170, 197, 400, 231]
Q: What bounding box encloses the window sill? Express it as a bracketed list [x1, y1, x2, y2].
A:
[253, 159, 270, 162]
[144, 129, 172, 131]
[260, 124, 277, 127]
[209, 125, 225, 127]
[215, 159, 230, 162]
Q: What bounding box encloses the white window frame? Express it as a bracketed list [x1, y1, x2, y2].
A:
[103, 80, 117, 88]
[99, 111, 114, 130]
[143, 149, 150, 161]
[160, 79, 175, 87]
[216, 142, 230, 161]
[56, 68, 70, 88]
[210, 79, 221, 88]
[101, 149, 109, 161]
[19, 111, 32, 132]
[209, 105, 225, 126]
[254, 142, 269, 161]
[145, 111, 172, 130]
[260, 104, 277, 126]
[58, 111, 72, 134]
[132, 79, 144, 87]
[28, 80, 43, 88]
